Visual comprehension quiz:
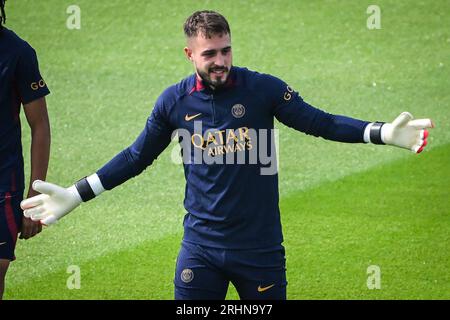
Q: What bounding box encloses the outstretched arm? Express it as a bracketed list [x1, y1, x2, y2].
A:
[261, 74, 433, 151]
[277, 99, 433, 153]
[21, 101, 173, 225]
[278, 100, 433, 153]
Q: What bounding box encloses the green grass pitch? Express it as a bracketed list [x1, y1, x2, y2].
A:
[5, 0, 450, 299]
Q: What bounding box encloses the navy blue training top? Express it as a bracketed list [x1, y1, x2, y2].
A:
[0, 27, 50, 192]
[97, 66, 369, 249]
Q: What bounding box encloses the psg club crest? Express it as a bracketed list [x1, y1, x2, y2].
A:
[231, 104, 245, 118]
[181, 268, 194, 283]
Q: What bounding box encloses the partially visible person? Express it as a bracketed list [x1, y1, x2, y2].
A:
[0, 0, 51, 299]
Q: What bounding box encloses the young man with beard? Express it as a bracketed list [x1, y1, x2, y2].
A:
[21, 10, 432, 299]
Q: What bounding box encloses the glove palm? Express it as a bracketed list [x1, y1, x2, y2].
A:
[383, 112, 433, 153]
[21, 180, 82, 225]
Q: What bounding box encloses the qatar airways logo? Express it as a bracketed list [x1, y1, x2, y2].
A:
[191, 126, 253, 157]
[170, 121, 279, 176]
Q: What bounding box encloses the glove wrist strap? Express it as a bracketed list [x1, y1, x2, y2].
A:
[75, 177, 96, 202]
[370, 122, 386, 145]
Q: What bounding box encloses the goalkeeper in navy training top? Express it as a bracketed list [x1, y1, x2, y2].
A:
[22, 10, 433, 300]
[0, 0, 51, 299]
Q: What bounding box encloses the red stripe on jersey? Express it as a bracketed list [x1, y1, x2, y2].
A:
[4, 193, 19, 246]
[189, 73, 236, 95]
[189, 75, 206, 94]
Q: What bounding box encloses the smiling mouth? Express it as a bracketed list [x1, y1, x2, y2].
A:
[210, 69, 227, 75]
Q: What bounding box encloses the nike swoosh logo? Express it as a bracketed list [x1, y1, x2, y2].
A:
[0, 242, 6, 246]
[185, 113, 202, 121]
[257, 284, 275, 293]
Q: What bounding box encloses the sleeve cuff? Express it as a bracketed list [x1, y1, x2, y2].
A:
[363, 123, 373, 143]
[86, 173, 106, 196]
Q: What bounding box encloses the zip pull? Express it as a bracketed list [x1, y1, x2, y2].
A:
[211, 94, 216, 125]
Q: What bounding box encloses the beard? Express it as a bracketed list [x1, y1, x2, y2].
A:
[197, 65, 230, 90]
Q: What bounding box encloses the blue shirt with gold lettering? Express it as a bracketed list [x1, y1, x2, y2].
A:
[97, 66, 369, 249]
[0, 27, 50, 192]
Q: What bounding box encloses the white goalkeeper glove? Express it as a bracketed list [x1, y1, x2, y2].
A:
[365, 112, 434, 153]
[20, 174, 105, 225]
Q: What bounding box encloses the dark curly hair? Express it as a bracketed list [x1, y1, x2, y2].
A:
[184, 10, 230, 39]
[0, 0, 6, 29]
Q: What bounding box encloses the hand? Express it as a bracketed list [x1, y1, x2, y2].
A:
[19, 216, 42, 239]
[20, 180, 82, 225]
[382, 112, 434, 153]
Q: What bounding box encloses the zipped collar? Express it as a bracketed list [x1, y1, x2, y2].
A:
[189, 67, 237, 95]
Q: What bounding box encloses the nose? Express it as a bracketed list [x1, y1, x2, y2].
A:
[215, 52, 226, 67]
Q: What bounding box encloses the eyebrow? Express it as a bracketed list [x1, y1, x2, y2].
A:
[201, 46, 232, 56]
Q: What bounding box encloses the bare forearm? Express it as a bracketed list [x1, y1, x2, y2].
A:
[28, 124, 51, 198]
